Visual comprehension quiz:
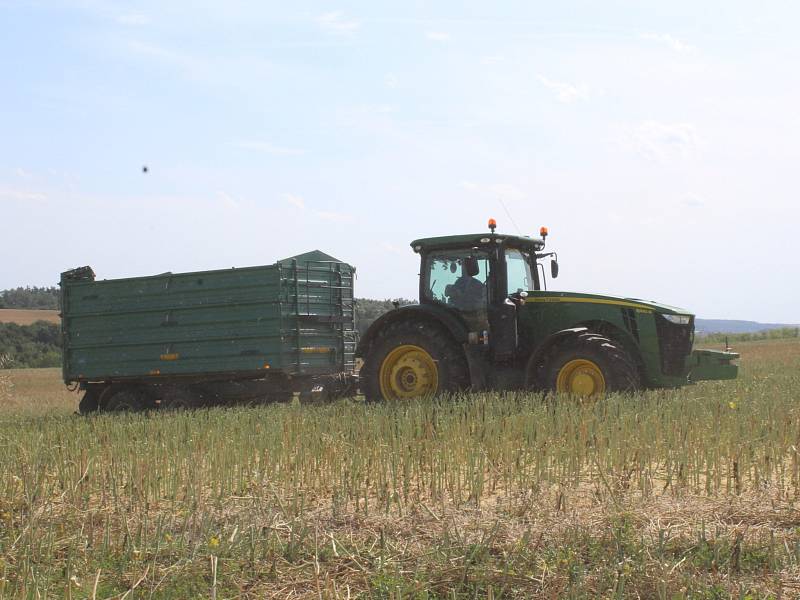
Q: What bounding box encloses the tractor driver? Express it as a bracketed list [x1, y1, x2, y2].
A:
[446, 256, 486, 312]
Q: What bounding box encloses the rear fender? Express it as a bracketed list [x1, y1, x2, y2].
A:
[356, 304, 469, 359]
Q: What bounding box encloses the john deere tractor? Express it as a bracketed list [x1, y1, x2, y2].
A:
[357, 220, 738, 400]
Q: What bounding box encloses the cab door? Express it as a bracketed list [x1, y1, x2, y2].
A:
[489, 248, 535, 361]
[422, 249, 491, 333]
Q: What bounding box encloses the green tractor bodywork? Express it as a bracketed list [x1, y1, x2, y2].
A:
[519, 291, 737, 387]
[357, 227, 738, 400]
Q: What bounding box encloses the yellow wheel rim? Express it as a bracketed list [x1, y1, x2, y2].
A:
[379, 344, 439, 400]
[556, 359, 606, 397]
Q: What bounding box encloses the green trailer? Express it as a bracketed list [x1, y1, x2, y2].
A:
[61, 251, 356, 412]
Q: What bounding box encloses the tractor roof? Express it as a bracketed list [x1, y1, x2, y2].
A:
[410, 232, 545, 253]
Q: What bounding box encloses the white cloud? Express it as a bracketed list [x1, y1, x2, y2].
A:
[384, 74, 399, 89]
[381, 242, 407, 256]
[234, 140, 304, 155]
[537, 75, 590, 103]
[284, 193, 306, 210]
[626, 120, 702, 161]
[460, 181, 526, 203]
[365, 104, 394, 114]
[216, 191, 239, 209]
[14, 168, 32, 179]
[123, 41, 273, 87]
[480, 55, 504, 65]
[315, 210, 354, 223]
[425, 31, 451, 43]
[126, 40, 202, 75]
[284, 193, 353, 222]
[117, 14, 150, 26]
[317, 11, 360, 36]
[683, 193, 706, 208]
[639, 33, 695, 53]
[0, 187, 47, 202]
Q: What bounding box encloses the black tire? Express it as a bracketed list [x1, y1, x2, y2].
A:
[78, 386, 104, 414]
[160, 386, 208, 411]
[537, 331, 640, 395]
[298, 385, 332, 405]
[361, 320, 469, 402]
[267, 389, 294, 404]
[258, 376, 293, 404]
[298, 390, 322, 405]
[102, 386, 152, 413]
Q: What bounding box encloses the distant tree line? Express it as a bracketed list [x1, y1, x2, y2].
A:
[0, 322, 61, 369]
[0, 286, 59, 309]
[697, 327, 800, 345]
[355, 298, 416, 336]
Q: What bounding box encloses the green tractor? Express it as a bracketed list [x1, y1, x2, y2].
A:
[357, 220, 738, 400]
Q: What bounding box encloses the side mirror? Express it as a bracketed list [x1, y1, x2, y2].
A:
[551, 260, 559, 279]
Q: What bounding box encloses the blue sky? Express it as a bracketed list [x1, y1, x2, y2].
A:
[1, 1, 798, 322]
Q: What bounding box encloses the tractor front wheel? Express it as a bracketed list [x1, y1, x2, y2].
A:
[539, 332, 640, 397]
[361, 321, 469, 402]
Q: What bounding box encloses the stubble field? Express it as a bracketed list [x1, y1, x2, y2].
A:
[0, 339, 799, 598]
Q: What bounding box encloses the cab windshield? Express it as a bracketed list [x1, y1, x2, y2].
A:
[506, 248, 535, 294]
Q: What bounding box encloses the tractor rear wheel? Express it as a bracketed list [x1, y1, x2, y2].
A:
[539, 331, 640, 397]
[361, 321, 469, 402]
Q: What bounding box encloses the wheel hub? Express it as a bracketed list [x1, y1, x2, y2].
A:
[379, 345, 439, 400]
[556, 359, 606, 397]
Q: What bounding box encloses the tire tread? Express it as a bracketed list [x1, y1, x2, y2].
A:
[361, 320, 469, 402]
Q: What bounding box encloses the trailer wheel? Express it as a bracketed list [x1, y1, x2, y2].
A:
[78, 386, 104, 414]
[299, 385, 330, 405]
[361, 320, 469, 402]
[268, 390, 294, 404]
[103, 387, 152, 412]
[539, 331, 640, 396]
[160, 386, 208, 411]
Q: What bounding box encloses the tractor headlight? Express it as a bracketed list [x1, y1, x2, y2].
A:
[662, 314, 691, 325]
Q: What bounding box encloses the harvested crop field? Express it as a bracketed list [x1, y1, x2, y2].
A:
[0, 339, 799, 598]
[0, 309, 59, 326]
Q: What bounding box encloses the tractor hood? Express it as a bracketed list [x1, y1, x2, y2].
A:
[524, 291, 692, 316]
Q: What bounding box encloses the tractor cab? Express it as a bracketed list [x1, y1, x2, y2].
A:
[410, 220, 556, 345]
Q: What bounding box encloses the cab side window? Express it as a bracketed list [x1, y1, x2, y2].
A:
[425, 251, 490, 326]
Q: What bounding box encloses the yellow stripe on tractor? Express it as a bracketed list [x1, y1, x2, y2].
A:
[526, 296, 654, 313]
